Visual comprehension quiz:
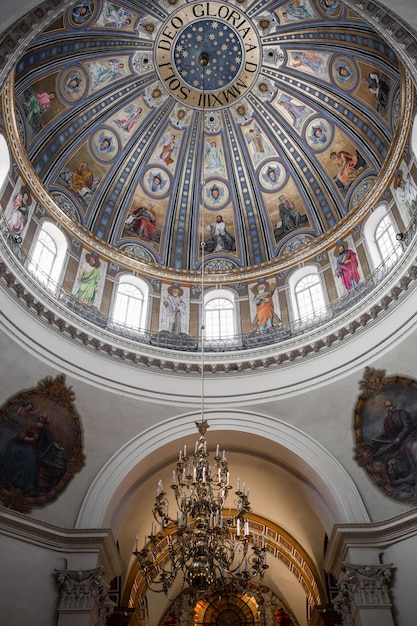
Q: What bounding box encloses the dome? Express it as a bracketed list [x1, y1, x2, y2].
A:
[7, 0, 408, 283]
[3, 3, 417, 626]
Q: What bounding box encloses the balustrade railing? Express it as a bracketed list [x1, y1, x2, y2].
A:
[0, 217, 415, 353]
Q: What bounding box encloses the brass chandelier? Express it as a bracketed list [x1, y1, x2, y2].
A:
[133, 419, 268, 599]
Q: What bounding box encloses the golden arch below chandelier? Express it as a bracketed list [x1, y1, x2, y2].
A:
[125, 514, 324, 618]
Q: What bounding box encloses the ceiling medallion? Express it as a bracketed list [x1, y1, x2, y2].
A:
[155, 1, 260, 109]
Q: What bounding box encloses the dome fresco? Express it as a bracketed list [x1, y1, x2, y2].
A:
[10, 0, 409, 281]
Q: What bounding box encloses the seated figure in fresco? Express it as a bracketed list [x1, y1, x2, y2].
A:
[130, 203, 157, 241]
[372, 400, 417, 466]
[362, 72, 390, 113]
[205, 215, 236, 253]
[330, 149, 366, 190]
[59, 161, 99, 206]
[24, 90, 56, 130]
[278, 195, 301, 232]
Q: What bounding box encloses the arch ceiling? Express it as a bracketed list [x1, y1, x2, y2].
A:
[8, 0, 409, 283]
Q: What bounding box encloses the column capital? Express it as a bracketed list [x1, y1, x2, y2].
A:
[334, 563, 394, 625]
[55, 566, 115, 625]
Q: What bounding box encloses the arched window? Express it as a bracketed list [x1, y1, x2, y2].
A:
[27, 221, 67, 292]
[204, 289, 236, 341]
[364, 204, 402, 269]
[111, 275, 148, 331]
[288, 266, 327, 326]
[0, 134, 10, 191]
[375, 214, 401, 266]
[295, 274, 326, 320]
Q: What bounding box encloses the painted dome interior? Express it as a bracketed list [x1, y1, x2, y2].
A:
[9, 0, 408, 281]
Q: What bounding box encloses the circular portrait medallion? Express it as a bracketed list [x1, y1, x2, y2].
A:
[332, 56, 356, 90]
[260, 162, 285, 189]
[61, 68, 86, 102]
[92, 129, 118, 161]
[354, 369, 417, 504]
[144, 169, 170, 196]
[305, 118, 331, 150]
[204, 180, 229, 207]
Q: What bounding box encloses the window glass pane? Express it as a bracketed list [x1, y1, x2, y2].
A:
[113, 283, 144, 328]
[375, 215, 402, 265]
[295, 274, 326, 319]
[28, 230, 57, 286]
[205, 297, 234, 339]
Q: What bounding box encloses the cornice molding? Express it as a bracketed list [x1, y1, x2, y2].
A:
[0, 506, 122, 580]
[324, 508, 417, 576]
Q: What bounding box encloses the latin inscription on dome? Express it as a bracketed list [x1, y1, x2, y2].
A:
[155, 2, 260, 109]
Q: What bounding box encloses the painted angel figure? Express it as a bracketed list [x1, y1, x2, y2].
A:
[335, 61, 353, 84]
[278, 95, 312, 131]
[291, 52, 327, 78]
[159, 132, 178, 167]
[97, 132, 115, 155]
[206, 184, 225, 204]
[204, 140, 226, 176]
[246, 126, 273, 162]
[96, 1, 133, 27]
[88, 58, 126, 90]
[281, 0, 315, 23]
[112, 103, 142, 135]
[65, 72, 83, 94]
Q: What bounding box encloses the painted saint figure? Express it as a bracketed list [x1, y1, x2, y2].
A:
[252, 279, 279, 332]
[279, 195, 301, 232]
[69, 161, 97, 201]
[330, 150, 366, 190]
[75, 252, 101, 306]
[1, 415, 58, 493]
[335, 241, 360, 290]
[371, 400, 417, 485]
[206, 215, 236, 253]
[164, 283, 186, 334]
[10, 187, 32, 236]
[130, 203, 157, 240]
[393, 171, 417, 219]
[362, 72, 390, 112]
[159, 133, 177, 166]
[24, 91, 56, 129]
